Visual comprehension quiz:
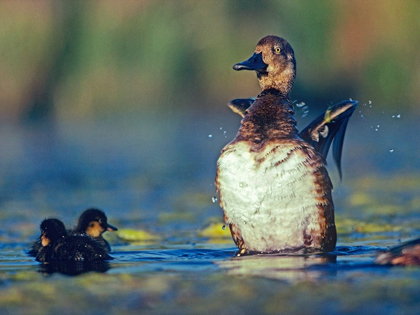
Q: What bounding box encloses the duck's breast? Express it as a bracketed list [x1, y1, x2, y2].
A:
[216, 139, 333, 252]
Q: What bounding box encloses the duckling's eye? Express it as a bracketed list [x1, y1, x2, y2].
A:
[274, 47, 281, 54]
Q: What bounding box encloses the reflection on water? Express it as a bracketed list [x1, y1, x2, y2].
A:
[38, 261, 110, 276]
[218, 254, 337, 282]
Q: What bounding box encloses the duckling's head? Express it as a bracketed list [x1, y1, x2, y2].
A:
[40, 218, 67, 246]
[233, 35, 296, 96]
[76, 208, 118, 238]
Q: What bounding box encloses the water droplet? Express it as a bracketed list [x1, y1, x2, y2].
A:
[223, 131, 227, 135]
[296, 102, 305, 107]
[369, 100, 372, 104]
[349, 98, 353, 101]
[208, 134, 213, 138]
[392, 115, 395, 118]
[222, 225, 226, 230]
[360, 114, 364, 118]
[211, 196, 217, 203]
[377, 125, 380, 128]
[220, 127, 223, 130]
[397, 114, 401, 118]
[239, 182, 248, 188]
[375, 129, 378, 131]
[389, 149, 394, 153]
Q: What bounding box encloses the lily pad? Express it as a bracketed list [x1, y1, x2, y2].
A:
[116, 229, 161, 242]
[198, 222, 231, 238]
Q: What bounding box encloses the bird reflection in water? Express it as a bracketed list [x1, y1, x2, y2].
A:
[38, 260, 110, 276]
[217, 253, 337, 282]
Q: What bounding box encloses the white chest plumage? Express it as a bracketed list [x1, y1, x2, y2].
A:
[217, 140, 330, 252]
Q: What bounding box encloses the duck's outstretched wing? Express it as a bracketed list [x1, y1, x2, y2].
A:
[226, 98, 357, 179]
[298, 100, 358, 179]
[227, 98, 255, 118]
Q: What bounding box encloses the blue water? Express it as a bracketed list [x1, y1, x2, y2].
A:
[0, 111, 420, 314]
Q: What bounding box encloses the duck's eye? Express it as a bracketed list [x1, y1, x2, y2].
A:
[274, 47, 281, 54]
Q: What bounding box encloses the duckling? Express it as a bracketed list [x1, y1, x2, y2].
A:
[228, 98, 358, 179]
[36, 218, 112, 262]
[375, 238, 420, 266]
[35, 218, 67, 262]
[216, 35, 356, 255]
[72, 208, 118, 253]
[28, 208, 117, 256]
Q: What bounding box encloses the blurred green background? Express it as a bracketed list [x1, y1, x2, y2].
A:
[0, 0, 419, 122]
[1, 4, 420, 313]
[0, 0, 419, 240]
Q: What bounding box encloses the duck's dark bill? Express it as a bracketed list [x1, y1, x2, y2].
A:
[233, 52, 267, 71]
[107, 224, 118, 231]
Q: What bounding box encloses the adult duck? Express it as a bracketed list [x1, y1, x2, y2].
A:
[216, 35, 356, 255]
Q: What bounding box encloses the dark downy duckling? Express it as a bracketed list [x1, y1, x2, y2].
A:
[36, 218, 112, 262]
[36, 218, 67, 262]
[28, 208, 118, 256]
[375, 238, 420, 266]
[216, 35, 356, 255]
[72, 208, 118, 253]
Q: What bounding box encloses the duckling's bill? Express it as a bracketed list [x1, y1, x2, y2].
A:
[107, 223, 118, 232]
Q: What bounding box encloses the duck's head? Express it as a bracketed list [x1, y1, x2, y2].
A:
[233, 35, 296, 96]
[40, 218, 67, 246]
[76, 208, 118, 238]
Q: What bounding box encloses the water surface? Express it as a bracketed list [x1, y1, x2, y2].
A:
[0, 111, 419, 314]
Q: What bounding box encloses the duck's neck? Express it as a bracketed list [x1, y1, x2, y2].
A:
[236, 89, 298, 145]
[257, 62, 296, 97]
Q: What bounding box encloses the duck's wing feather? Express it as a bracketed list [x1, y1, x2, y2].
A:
[226, 98, 357, 178]
[227, 98, 255, 117]
[298, 100, 358, 179]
